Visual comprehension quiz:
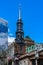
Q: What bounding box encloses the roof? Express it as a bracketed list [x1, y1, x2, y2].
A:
[14, 49, 43, 61]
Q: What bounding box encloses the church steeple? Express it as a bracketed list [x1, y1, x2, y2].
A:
[15, 6, 24, 44]
[15, 6, 25, 56]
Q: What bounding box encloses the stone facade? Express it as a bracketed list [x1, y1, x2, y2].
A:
[19, 58, 29, 65]
[14, 50, 43, 65]
[7, 42, 15, 65]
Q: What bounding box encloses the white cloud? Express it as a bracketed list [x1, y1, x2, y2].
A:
[8, 36, 15, 46]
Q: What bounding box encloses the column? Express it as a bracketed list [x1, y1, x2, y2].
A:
[35, 59, 37, 65]
[28, 59, 32, 65]
[12, 61, 14, 65]
[30, 60, 32, 65]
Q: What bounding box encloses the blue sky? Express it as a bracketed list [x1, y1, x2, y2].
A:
[0, 0, 43, 43]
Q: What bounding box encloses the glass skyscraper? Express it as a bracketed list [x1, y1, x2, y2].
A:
[0, 18, 8, 50]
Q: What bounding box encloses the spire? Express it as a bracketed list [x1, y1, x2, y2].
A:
[19, 8, 21, 19]
[18, 4, 21, 19]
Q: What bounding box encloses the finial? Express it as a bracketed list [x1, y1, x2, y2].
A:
[18, 4, 21, 19]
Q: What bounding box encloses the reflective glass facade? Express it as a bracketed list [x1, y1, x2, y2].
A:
[0, 18, 8, 50]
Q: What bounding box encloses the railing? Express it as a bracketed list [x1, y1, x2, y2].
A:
[26, 44, 43, 53]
